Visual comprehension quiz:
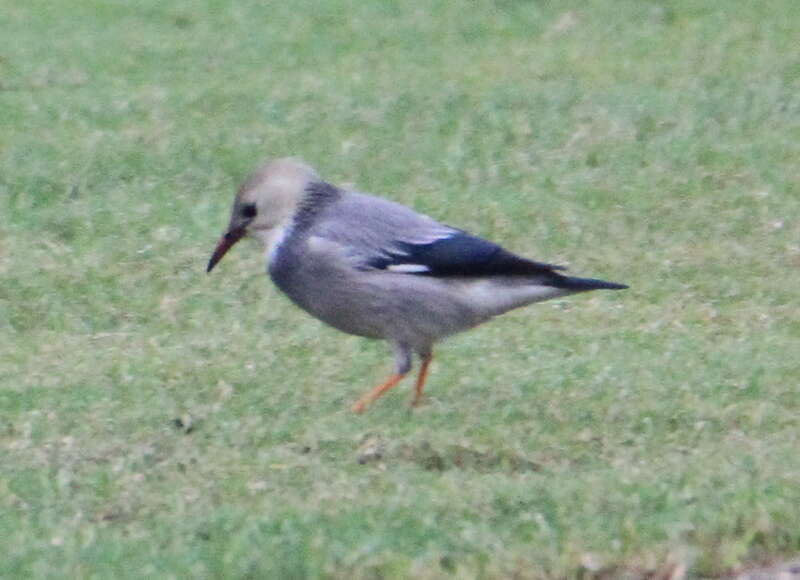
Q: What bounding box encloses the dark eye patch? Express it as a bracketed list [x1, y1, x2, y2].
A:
[241, 203, 257, 218]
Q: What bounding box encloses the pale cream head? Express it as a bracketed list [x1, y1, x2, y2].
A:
[207, 158, 320, 272]
[233, 157, 319, 241]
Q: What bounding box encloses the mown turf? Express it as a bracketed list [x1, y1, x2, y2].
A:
[2, 0, 799, 578]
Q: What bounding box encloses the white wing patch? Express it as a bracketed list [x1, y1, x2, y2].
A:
[386, 264, 431, 273]
[401, 226, 457, 245]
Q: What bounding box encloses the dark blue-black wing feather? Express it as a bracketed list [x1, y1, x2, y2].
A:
[366, 230, 566, 278]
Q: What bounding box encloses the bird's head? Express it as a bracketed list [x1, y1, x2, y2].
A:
[207, 158, 319, 272]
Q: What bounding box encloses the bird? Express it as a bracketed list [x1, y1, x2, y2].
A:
[207, 158, 627, 413]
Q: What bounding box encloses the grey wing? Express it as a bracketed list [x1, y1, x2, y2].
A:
[309, 192, 565, 277]
[309, 192, 457, 271]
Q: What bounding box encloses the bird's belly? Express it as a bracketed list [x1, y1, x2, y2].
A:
[269, 266, 385, 338]
[269, 263, 480, 345]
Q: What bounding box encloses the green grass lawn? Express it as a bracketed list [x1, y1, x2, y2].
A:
[2, 0, 800, 577]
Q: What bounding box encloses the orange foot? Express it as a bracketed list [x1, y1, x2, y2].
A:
[409, 354, 432, 408]
[350, 373, 405, 414]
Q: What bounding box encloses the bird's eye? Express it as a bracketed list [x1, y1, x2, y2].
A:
[241, 203, 257, 219]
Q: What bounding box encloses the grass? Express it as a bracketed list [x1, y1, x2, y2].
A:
[2, 0, 800, 577]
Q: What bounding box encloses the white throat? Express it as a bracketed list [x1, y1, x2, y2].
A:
[251, 220, 294, 265]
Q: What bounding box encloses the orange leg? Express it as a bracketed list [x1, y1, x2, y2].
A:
[351, 373, 406, 414]
[410, 354, 433, 407]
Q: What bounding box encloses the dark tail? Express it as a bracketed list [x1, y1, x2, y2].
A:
[552, 275, 628, 292]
